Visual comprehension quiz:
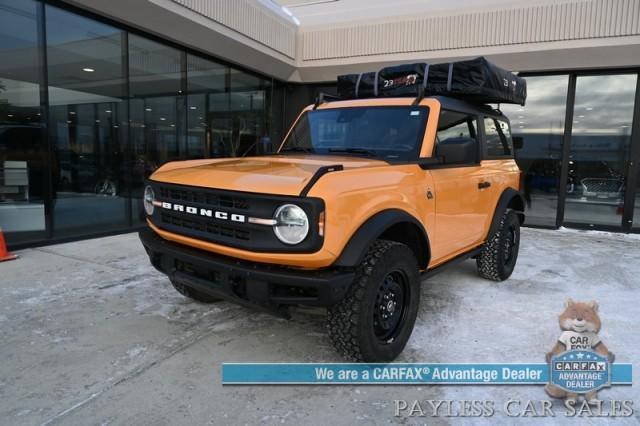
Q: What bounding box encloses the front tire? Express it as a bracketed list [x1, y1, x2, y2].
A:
[476, 209, 520, 281]
[327, 240, 421, 362]
[170, 277, 221, 303]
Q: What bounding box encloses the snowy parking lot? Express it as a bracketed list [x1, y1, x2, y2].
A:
[1, 228, 639, 425]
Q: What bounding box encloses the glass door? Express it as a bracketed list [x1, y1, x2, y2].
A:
[563, 74, 638, 228]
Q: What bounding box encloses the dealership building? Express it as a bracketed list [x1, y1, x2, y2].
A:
[1, 0, 640, 248]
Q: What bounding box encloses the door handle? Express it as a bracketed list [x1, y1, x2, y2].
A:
[478, 181, 491, 189]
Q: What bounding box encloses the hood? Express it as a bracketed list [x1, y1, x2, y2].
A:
[150, 155, 387, 196]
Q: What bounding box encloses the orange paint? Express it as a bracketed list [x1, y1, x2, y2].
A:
[148, 97, 520, 270]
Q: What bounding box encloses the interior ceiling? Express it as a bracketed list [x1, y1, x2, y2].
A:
[271, 0, 566, 26]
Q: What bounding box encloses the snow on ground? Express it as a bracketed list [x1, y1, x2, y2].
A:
[0, 228, 638, 425]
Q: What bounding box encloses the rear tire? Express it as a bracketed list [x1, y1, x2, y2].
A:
[170, 277, 221, 303]
[476, 209, 520, 281]
[327, 240, 420, 362]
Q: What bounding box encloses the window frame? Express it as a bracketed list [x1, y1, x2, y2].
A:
[481, 116, 514, 160]
[430, 109, 482, 167]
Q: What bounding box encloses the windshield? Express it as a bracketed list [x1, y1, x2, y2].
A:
[280, 106, 428, 161]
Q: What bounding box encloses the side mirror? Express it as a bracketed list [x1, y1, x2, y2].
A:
[436, 137, 477, 165]
[513, 136, 523, 150]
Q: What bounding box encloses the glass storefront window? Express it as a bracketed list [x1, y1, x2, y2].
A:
[0, 0, 46, 245]
[187, 55, 227, 158]
[230, 69, 269, 157]
[129, 34, 185, 223]
[46, 5, 129, 237]
[564, 74, 637, 228]
[499, 75, 569, 227]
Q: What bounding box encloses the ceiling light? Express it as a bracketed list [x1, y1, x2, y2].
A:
[145, 108, 152, 112]
[105, 110, 112, 113]
[160, 117, 166, 121]
[190, 106, 197, 110]
[578, 115, 584, 118]
[585, 107, 593, 111]
[281, 6, 293, 17]
[69, 111, 76, 115]
[82, 67, 95, 73]
[7, 114, 13, 118]
[292, 16, 301, 26]
[170, 124, 175, 127]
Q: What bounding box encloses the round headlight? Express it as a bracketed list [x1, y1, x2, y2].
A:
[273, 204, 309, 245]
[143, 185, 155, 216]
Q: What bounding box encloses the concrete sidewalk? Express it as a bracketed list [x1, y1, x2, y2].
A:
[0, 228, 638, 425]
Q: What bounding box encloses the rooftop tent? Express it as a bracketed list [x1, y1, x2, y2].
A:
[337, 57, 527, 105]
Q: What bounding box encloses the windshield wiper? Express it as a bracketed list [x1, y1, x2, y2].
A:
[328, 148, 377, 157]
[279, 146, 313, 153]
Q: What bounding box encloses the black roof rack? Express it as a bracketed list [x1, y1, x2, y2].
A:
[336, 57, 526, 106]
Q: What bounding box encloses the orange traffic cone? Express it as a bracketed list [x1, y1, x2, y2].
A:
[0, 227, 18, 262]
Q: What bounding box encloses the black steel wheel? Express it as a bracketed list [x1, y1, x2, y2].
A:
[327, 240, 421, 362]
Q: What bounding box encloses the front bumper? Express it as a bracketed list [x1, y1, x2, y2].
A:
[139, 229, 354, 314]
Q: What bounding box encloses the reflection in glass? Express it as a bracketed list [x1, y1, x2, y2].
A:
[129, 35, 185, 223]
[0, 0, 46, 245]
[230, 69, 269, 157]
[564, 74, 637, 227]
[187, 55, 227, 158]
[46, 5, 129, 237]
[499, 75, 568, 226]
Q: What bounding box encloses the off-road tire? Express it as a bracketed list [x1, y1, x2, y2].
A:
[327, 240, 421, 362]
[476, 209, 520, 281]
[170, 277, 221, 303]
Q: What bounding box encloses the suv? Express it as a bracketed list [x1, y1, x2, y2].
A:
[139, 95, 524, 362]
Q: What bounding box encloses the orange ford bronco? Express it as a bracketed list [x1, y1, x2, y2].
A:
[140, 58, 526, 362]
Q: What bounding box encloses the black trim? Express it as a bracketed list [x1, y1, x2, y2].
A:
[333, 209, 430, 269]
[556, 74, 577, 228]
[139, 228, 354, 314]
[147, 179, 325, 253]
[299, 164, 344, 196]
[421, 247, 483, 279]
[313, 92, 342, 109]
[623, 76, 640, 231]
[487, 189, 525, 239]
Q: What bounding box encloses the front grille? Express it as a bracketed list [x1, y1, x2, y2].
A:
[159, 187, 249, 210]
[148, 180, 324, 253]
[160, 211, 250, 241]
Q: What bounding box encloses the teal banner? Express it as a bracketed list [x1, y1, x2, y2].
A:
[221, 363, 633, 385]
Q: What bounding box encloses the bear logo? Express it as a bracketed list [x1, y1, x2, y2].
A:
[544, 299, 614, 404]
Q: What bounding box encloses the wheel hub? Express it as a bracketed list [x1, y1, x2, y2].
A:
[373, 271, 408, 342]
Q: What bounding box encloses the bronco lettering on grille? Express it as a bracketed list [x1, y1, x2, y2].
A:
[160, 202, 246, 223]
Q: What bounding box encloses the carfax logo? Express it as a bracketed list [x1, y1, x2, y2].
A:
[545, 299, 615, 404]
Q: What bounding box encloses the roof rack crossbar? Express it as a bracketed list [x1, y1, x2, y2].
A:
[412, 85, 425, 106]
[313, 92, 342, 110]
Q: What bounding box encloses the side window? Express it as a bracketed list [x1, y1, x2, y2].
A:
[435, 110, 479, 165]
[437, 111, 477, 141]
[484, 117, 513, 158]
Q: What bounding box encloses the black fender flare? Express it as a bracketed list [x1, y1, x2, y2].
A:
[333, 209, 430, 269]
[486, 188, 525, 239]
